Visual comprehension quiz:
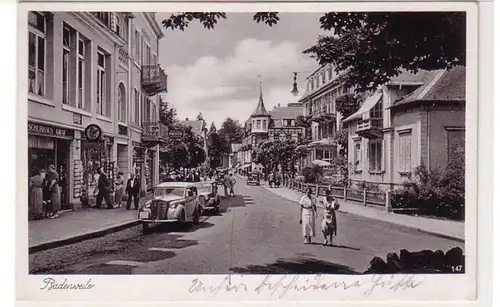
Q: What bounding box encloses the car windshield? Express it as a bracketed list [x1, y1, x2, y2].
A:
[154, 187, 185, 197]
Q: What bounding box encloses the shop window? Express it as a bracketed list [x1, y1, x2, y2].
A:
[369, 140, 383, 172]
[97, 49, 109, 116]
[28, 12, 46, 96]
[398, 132, 412, 172]
[117, 83, 127, 123]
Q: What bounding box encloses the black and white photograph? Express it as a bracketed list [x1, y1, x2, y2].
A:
[17, 1, 483, 303]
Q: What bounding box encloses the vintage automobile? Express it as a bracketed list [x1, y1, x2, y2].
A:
[196, 181, 220, 213]
[246, 172, 260, 185]
[138, 182, 202, 233]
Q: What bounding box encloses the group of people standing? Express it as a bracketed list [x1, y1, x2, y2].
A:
[93, 167, 140, 210]
[28, 165, 61, 220]
[222, 172, 237, 197]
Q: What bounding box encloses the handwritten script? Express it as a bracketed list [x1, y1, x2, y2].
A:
[40, 277, 95, 291]
[189, 274, 423, 298]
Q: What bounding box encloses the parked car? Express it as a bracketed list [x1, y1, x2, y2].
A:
[247, 172, 260, 185]
[196, 181, 220, 213]
[138, 182, 202, 233]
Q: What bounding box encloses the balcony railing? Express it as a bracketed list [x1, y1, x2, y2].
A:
[141, 65, 168, 96]
[141, 121, 168, 143]
[356, 118, 383, 139]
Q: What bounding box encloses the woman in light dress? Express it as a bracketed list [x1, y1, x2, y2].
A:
[46, 165, 61, 219]
[28, 168, 45, 220]
[114, 172, 125, 208]
[299, 188, 317, 244]
[319, 189, 340, 246]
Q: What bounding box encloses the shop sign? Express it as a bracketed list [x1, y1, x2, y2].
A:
[84, 124, 102, 142]
[168, 130, 184, 139]
[28, 122, 73, 138]
[28, 135, 54, 149]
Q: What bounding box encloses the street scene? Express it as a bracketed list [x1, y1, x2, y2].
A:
[27, 11, 466, 275]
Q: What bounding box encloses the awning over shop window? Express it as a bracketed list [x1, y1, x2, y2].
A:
[343, 91, 383, 123]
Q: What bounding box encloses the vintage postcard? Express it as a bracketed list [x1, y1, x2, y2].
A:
[16, 0, 489, 305]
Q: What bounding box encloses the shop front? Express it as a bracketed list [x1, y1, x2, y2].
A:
[132, 143, 145, 195]
[28, 122, 74, 210]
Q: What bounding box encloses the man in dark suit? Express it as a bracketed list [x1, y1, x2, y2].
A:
[126, 173, 140, 210]
[95, 167, 113, 209]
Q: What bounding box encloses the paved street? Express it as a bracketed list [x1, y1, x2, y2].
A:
[29, 178, 463, 274]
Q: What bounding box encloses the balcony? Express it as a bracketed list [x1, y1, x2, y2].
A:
[141, 65, 168, 96]
[356, 118, 383, 139]
[141, 121, 168, 146]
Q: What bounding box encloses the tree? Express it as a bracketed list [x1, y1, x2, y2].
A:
[196, 112, 204, 121]
[218, 117, 245, 153]
[207, 131, 225, 169]
[333, 129, 349, 158]
[159, 99, 177, 128]
[253, 139, 309, 177]
[335, 94, 363, 119]
[209, 122, 217, 134]
[303, 12, 466, 92]
[295, 115, 313, 142]
[162, 12, 465, 92]
[160, 124, 206, 170]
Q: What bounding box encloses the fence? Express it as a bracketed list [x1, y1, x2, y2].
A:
[288, 179, 392, 211]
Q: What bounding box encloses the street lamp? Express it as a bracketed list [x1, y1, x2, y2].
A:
[291, 72, 299, 96]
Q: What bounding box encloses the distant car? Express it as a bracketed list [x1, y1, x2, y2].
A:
[196, 181, 220, 213]
[138, 182, 202, 233]
[246, 172, 260, 185]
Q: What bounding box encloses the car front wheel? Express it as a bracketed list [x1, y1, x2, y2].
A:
[142, 222, 150, 234]
[192, 206, 201, 225]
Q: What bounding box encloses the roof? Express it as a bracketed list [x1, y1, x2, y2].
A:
[180, 120, 205, 136]
[343, 90, 383, 123]
[157, 182, 197, 188]
[231, 144, 242, 152]
[251, 86, 270, 117]
[270, 105, 303, 120]
[392, 66, 466, 108]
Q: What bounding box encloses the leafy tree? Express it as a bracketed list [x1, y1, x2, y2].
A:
[301, 165, 324, 184]
[295, 115, 313, 142]
[333, 129, 349, 158]
[161, 12, 465, 92]
[335, 94, 363, 119]
[207, 131, 225, 169]
[209, 122, 217, 134]
[218, 117, 245, 153]
[303, 12, 465, 92]
[159, 99, 177, 128]
[253, 139, 309, 177]
[160, 124, 206, 170]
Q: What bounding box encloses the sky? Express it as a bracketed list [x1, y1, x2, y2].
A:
[156, 13, 327, 128]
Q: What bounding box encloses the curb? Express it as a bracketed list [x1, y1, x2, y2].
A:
[262, 185, 465, 243]
[28, 219, 141, 254]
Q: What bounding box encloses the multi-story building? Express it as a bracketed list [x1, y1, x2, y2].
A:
[27, 11, 167, 208]
[342, 67, 465, 190]
[298, 64, 346, 167]
[237, 86, 304, 173]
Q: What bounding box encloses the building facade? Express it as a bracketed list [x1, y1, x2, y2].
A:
[27, 11, 167, 208]
[343, 67, 466, 190]
[298, 64, 346, 168]
[237, 86, 304, 173]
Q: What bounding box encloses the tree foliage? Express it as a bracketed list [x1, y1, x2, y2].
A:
[253, 139, 309, 174]
[161, 12, 465, 92]
[207, 131, 225, 169]
[303, 12, 466, 92]
[335, 94, 363, 119]
[218, 117, 245, 153]
[333, 129, 349, 158]
[159, 99, 177, 128]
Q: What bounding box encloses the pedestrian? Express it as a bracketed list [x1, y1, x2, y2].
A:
[223, 172, 230, 197]
[28, 168, 44, 220]
[229, 173, 236, 197]
[269, 172, 274, 188]
[114, 171, 125, 208]
[126, 173, 140, 210]
[299, 187, 317, 244]
[320, 189, 340, 246]
[95, 167, 113, 209]
[46, 165, 61, 218]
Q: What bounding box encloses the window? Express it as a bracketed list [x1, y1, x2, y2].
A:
[262, 119, 266, 129]
[354, 142, 362, 170]
[62, 26, 71, 104]
[321, 71, 326, 84]
[398, 132, 412, 172]
[134, 88, 140, 125]
[369, 140, 383, 172]
[97, 50, 107, 116]
[370, 99, 383, 118]
[92, 12, 111, 27]
[328, 66, 333, 80]
[117, 83, 126, 123]
[134, 29, 140, 61]
[256, 120, 261, 129]
[28, 12, 46, 96]
[77, 37, 86, 109]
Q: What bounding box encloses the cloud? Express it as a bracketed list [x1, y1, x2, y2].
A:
[164, 38, 316, 128]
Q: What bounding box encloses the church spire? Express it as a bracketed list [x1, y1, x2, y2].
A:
[251, 80, 270, 117]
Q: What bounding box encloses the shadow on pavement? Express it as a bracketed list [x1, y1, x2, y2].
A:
[307, 242, 361, 251]
[223, 195, 254, 208]
[230, 257, 360, 274]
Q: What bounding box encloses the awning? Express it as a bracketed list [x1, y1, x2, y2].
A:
[312, 159, 331, 167]
[343, 91, 383, 123]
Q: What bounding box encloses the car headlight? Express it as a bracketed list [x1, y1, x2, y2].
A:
[204, 195, 210, 200]
[144, 200, 152, 209]
[169, 202, 180, 208]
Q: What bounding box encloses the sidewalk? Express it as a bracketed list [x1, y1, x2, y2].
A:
[245, 176, 464, 242]
[29, 195, 152, 253]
